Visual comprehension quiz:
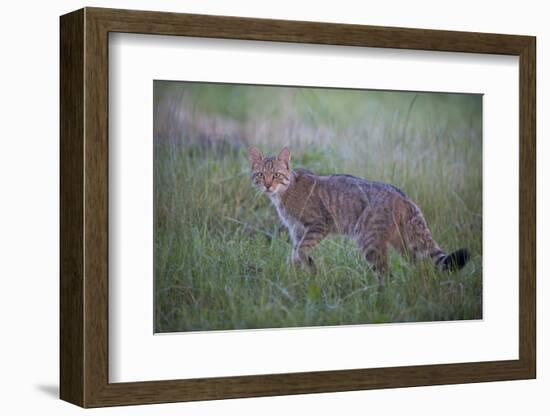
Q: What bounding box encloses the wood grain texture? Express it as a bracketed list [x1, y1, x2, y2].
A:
[59, 7, 537, 408]
[59, 8, 84, 407]
[94, 360, 530, 407]
[89, 7, 532, 54]
[82, 12, 111, 406]
[518, 38, 536, 376]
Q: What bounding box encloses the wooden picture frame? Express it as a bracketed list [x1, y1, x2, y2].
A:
[60, 7, 536, 408]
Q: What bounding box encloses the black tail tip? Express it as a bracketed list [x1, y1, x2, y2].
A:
[442, 248, 470, 272]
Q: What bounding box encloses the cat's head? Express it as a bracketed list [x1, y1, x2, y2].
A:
[247, 147, 292, 195]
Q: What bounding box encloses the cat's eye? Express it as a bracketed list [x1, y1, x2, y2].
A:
[274, 173, 281, 178]
[255, 172, 264, 178]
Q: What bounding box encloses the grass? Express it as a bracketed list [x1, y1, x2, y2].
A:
[154, 82, 483, 333]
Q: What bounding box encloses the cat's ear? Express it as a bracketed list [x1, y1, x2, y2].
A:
[277, 147, 291, 169]
[248, 147, 263, 166]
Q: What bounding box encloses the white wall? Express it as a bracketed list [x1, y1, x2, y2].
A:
[0, 0, 545, 414]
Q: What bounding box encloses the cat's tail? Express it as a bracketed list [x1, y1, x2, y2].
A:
[429, 247, 470, 272]
[402, 201, 470, 272]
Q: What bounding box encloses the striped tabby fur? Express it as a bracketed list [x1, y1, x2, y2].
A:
[248, 147, 469, 284]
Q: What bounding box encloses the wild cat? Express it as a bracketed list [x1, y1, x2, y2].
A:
[248, 146, 469, 284]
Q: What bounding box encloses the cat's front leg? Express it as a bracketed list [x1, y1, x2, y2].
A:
[287, 228, 314, 271]
[289, 224, 328, 273]
[287, 227, 305, 267]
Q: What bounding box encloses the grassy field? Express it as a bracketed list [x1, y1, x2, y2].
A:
[154, 81, 483, 333]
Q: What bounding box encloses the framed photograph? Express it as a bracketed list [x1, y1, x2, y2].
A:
[60, 7, 536, 408]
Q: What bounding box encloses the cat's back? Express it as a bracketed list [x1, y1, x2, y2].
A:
[291, 171, 409, 234]
[318, 172, 407, 201]
[291, 169, 406, 199]
[282, 169, 411, 235]
[291, 169, 408, 217]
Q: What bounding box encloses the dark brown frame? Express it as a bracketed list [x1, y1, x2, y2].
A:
[60, 7, 536, 408]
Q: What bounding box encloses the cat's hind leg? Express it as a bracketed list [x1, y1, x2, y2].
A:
[353, 209, 392, 284]
[363, 243, 389, 285]
[389, 227, 412, 261]
[358, 230, 390, 285]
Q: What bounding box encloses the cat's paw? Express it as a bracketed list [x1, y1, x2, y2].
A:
[288, 251, 316, 274]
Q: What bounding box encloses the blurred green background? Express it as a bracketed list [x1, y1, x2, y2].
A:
[154, 81, 482, 333]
